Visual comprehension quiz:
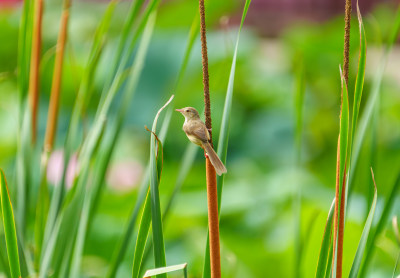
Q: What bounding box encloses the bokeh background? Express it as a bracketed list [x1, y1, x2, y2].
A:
[1, 0, 400, 277]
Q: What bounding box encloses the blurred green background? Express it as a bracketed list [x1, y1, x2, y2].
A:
[0, 0, 400, 277]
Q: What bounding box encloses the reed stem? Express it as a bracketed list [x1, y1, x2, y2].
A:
[198, 0, 221, 277]
[28, 0, 44, 143]
[44, 0, 71, 152]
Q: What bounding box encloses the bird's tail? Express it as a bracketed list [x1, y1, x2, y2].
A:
[202, 142, 227, 176]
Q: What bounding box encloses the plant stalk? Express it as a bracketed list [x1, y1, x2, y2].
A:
[343, 0, 352, 84]
[28, 0, 44, 143]
[198, 0, 221, 277]
[44, 0, 71, 152]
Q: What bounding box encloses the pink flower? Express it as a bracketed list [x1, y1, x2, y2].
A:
[47, 150, 78, 188]
[106, 160, 143, 192]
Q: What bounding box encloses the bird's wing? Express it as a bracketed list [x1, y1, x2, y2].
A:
[187, 120, 210, 142]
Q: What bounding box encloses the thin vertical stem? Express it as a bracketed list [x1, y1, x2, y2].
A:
[333, 136, 340, 276]
[29, 0, 44, 143]
[44, 0, 71, 152]
[333, 0, 352, 277]
[198, 0, 221, 277]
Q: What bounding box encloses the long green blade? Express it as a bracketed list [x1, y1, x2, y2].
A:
[349, 169, 378, 278]
[131, 189, 152, 278]
[360, 172, 400, 276]
[149, 96, 174, 276]
[315, 199, 335, 278]
[348, 3, 400, 196]
[143, 263, 188, 278]
[0, 170, 21, 278]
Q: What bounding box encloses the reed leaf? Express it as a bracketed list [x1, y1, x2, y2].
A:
[348, 3, 400, 196]
[149, 95, 174, 276]
[143, 263, 188, 278]
[315, 199, 335, 278]
[203, 1, 251, 276]
[360, 172, 400, 276]
[348, 169, 377, 278]
[332, 67, 350, 277]
[70, 9, 156, 277]
[40, 1, 117, 264]
[107, 15, 197, 277]
[0, 170, 21, 278]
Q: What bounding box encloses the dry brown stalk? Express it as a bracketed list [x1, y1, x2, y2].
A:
[332, 0, 352, 276]
[198, 0, 221, 277]
[29, 0, 44, 143]
[44, 0, 71, 152]
[343, 0, 352, 84]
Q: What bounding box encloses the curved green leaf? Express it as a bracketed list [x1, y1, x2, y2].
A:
[315, 199, 335, 278]
[349, 169, 378, 278]
[0, 170, 21, 278]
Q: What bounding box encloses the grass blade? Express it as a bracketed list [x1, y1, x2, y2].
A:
[349, 4, 366, 157]
[315, 199, 335, 278]
[202, 1, 251, 276]
[348, 168, 378, 278]
[131, 189, 152, 278]
[360, 172, 400, 276]
[70, 9, 156, 277]
[0, 170, 21, 278]
[108, 15, 197, 277]
[131, 96, 174, 278]
[143, 263, 188, 278]
[149, 95, 174, 275]
[41, 0, 117, 263]
[348, 3, 400, 196]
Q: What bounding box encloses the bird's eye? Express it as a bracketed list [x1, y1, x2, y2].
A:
[186, 109, 189, 112]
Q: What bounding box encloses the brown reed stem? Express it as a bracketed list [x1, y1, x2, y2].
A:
[343, 0, 352, 84]
[332, 136, 340, 275]
[29, 0, 44, 144]
[44, 0, 71, 152]
[198, 0, 221, 277]
[332, 1, 352, 276]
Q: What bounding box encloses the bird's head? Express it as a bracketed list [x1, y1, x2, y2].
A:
[175, 107, 200, 120]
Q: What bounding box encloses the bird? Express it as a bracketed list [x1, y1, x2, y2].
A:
[176, 107, 227, 176]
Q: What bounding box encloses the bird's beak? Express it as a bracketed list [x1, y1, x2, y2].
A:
[175, 108, 184, 113]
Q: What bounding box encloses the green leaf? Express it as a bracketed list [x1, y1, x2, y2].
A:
[143, 263, 188, 278]
[108, 15, 197, 277]
[149, 95, 174, 276]
[360, 172, 400, 276]
[348, 3, 400, 196]
[348, 169, 378, 278]
[202, 0, 251, 276]
[315, 199, 335, 278]
[349, 4, 366, 161]
[131, 189, 152, 278]
[0, 170, 21, 278]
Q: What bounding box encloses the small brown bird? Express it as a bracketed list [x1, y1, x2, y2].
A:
[176, 107, 227, 176]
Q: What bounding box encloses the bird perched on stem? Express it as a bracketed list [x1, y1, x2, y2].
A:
[176, 107, 227, 176]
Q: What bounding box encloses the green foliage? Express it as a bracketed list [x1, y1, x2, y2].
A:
[0, 170, 21, 278]
[143, 263, 188, 278]
[348, 169, 377, 278]
[315, 199, 335, 278]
